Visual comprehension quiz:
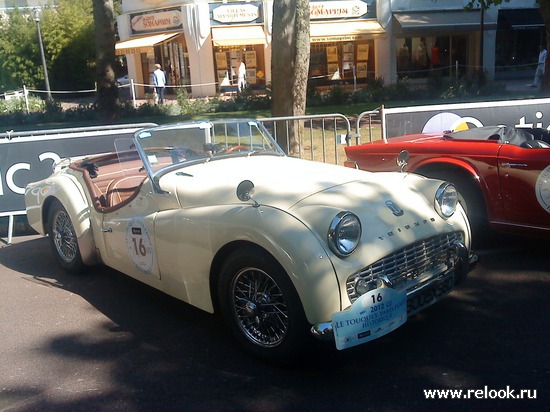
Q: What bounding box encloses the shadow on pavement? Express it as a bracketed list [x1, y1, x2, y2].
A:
[0, 234, 547, 411]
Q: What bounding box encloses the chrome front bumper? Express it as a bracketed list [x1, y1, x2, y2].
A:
[311, 244, 477, 342]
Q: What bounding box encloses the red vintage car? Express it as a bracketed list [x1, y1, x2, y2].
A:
[344, 126, 550, 238]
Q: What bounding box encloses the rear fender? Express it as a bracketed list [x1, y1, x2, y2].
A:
[29, 174, 98, 266]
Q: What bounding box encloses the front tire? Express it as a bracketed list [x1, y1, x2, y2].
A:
[218, 246, 309, 363]
[47, 199, 84, 273]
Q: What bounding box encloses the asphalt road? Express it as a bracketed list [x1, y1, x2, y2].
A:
[0, 233, 548, 411]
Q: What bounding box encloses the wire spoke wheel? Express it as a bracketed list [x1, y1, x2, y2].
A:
[52, 209, 78, 263]
[218, 246, 309, 362]
[231, 267, 289, 348]
[47, 199, 84, 273]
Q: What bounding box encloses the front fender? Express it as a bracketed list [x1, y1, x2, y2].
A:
[154, 204, 341, 325]
[25, 173, 98, 266]
[215, 205, 341, 325]
[412, 156, 480, 179]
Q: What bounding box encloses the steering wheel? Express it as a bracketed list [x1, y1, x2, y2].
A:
[225, 145, 249, 153]
[170, 147, 200, 163]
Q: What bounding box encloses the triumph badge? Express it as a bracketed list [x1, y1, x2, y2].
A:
[385, 200, 404, 216]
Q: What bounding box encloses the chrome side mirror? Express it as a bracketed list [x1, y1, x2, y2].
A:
[237, 180, 259, 207]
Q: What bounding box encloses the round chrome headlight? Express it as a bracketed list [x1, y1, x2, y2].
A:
[435, 182, 458, 218]
[328, 212, 362, 257]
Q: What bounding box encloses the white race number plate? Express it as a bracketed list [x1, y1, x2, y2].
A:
[332, 287, 407, 350]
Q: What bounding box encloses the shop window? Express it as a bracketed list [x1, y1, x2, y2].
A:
[213, 45, 265, 92]
[162, 40, 190, 88]
[495, 24, 545, 78]
[309, 40, 374, 86]
[396, 36, 468, 79]
[137, 35, 189, 95]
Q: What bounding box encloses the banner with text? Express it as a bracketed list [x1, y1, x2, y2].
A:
[0, 124, 155, 215]
[383, 98, 550, 139]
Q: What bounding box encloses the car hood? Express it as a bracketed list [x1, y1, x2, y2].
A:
[160, 155, 371, 209]
[160, 155, 464, 262]
[160, 155, 439, 215]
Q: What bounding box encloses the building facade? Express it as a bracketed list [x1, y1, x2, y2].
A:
[0, 0, 45, 11]
[116, 0, 544, 98]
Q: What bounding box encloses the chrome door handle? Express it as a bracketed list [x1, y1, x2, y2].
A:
[501, 162, 528, 168]
[101, 227, 112, 233]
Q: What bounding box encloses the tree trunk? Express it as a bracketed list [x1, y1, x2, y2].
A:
[93, 0, 118, 122]
[271, 0, 310, 154]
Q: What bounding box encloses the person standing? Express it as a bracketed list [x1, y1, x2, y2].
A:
[532, 45, 547, 88]
[237, 60, 246, 92]
[153, 63, 166, 104]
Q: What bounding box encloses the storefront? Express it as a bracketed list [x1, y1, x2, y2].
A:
[116, 0, 387, 97]
[115, 6, 190, 96]
[495, 7, 545, 79]
[115, 0, 534, 98]
[209, 2, 269, 92]
[308, 0, 384, 86]
[392, 8, 497, 80]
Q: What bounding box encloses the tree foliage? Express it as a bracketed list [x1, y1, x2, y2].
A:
[466, 0, 508, 10]
[0, 0, 95, 93]
[0, 10, 40, 91]
[43, 0, 96, 90]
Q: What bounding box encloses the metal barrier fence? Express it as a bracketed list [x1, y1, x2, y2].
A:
[258, 114, 352, 165]
[1, 117, 358, 243]
[354, 108, 383, 144]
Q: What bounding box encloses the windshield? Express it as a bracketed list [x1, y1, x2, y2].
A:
[133, 120, 284, 176]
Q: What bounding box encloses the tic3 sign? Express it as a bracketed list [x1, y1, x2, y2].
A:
[0, 125, 155, 215]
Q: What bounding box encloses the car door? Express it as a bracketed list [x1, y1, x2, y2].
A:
[497, 144, 550, 229]
[101, 184, 161, 281]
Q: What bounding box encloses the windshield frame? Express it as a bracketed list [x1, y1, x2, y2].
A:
[131, 119, 285, 193]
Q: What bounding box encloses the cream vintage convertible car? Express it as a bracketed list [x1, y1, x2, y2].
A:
[25, 119, 474, 362]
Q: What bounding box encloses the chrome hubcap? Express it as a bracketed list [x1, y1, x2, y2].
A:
[232, 268, 289, 348]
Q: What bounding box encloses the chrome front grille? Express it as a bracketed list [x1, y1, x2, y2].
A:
[346, 232, 464, 303]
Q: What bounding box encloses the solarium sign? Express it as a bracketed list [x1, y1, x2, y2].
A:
[310, 0, 371, 20]
[130, 7, 183, 35]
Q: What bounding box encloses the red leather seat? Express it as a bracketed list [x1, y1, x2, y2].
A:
[105, 175, 144, 208]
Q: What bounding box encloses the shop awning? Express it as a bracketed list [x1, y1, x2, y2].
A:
[310, 20, 385, 43]
[499, 8, 543, 30]
[393, 11, 497, 35]
[211, 25, 267, 46]
[115, 32, 179, 56]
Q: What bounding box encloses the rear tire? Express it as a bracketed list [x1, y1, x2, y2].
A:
[47, 199, 84, 273]
[218, 246, 310, 364]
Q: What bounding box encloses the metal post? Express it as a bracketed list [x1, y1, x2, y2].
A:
[380, 105, 387, 142]
[33, 8, 52, 100]
[7, 215, 14, 245]
[23, 85, 30, 113]
[131, 79, 137, 108]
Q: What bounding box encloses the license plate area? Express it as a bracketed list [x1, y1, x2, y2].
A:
[406, 270, 454, 315]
